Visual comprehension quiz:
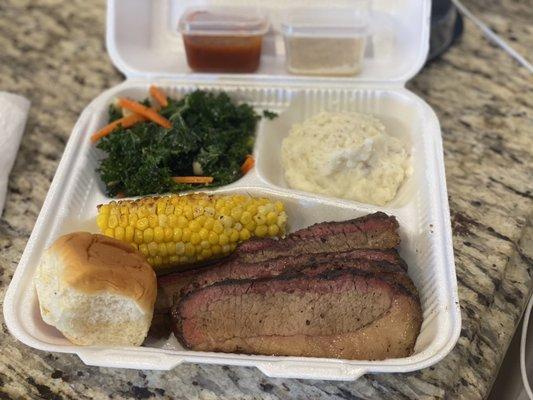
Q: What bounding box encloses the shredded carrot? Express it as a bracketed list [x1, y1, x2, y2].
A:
[149, 85, 168, 108]
[118, 97, 172, 129]
[240, 155, 255, 174]
[90, 113, 145, 143]
[172, 176, 214, 184]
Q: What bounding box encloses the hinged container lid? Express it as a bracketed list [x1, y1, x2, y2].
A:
[106, 0, 431, 86]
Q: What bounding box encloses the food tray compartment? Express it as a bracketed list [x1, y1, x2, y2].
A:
[3, 81, 460, 380]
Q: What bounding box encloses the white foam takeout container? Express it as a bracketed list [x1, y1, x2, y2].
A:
[3, 0, 461, 381]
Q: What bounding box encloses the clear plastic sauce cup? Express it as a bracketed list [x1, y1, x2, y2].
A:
[281, 7, 369, 76]
[179, 7, 269, 73]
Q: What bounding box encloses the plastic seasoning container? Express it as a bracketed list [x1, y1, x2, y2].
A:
[281, 8, 369, 76]
[178, 7, 269, 73]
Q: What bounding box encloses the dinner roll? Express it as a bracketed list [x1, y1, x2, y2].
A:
[34, 232, 157, 346]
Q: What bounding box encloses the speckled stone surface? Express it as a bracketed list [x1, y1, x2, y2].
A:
[0, 1, 531, 399]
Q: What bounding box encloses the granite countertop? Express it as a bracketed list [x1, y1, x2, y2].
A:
[0, 0, 531, 399]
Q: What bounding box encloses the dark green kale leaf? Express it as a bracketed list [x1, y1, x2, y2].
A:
[262, 109, 278, 120]
[97, 90, 272, 197]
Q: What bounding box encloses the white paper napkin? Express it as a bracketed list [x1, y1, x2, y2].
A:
[0, 92, 30, 216]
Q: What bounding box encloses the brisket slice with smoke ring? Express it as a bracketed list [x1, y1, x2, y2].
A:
[235, 212, 400, 263]
[172, 268, 422, 359]
[180, 249, 408, 298]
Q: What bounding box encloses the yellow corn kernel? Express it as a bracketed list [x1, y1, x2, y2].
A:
[239, 228, 251, 241]
[219, 233, 229, 246]
[108, 214, 118, 229]
[277, 214, 288, 227]
[173, 227, 183, 242]
[154, 226, 164, 242]
[200, 240, 210, 249]
[184, 205, 194, 220]
[212, 244, 222, 255]
[148, 214, 158, 228]
[185, 243, 195, 256]
[204, 207, 215, 217]
[119, 214, 128, 227]
[199, 228, 209, 241]
[198, 198, 209, 208]
[230, 207, 243, 220]
[156, 199, 166, 215]
[215, 198, 226, 210]
[158, 242, 168, 257]
[168, 255, 178, 264]
[143, 228, 154, 243]
[230, 229, 239, 243]
[165, 205, 174, 215]
[158, 214, 168, 227]
[99, 204, 110, 215]
[125, 226, 134, 242]
[255, 225, 268, 237]
[139, 243, 148, 256]
[114, 226, 125, 241]
[165, 242, 175, 255]
[96, 214, 108, 231]
[268, 224, 280, 237]
[164, 227, 173, 242]
[153, 255, 163, 266]
[208, 231, 218, 245]
[182, 228, 192, 242]
[190, 232, 201, 245]
[240, 211, 252, 225]
[213, 220, 224, 234]
[266, 211, 278, 225]
[196, 215, 207, 227]
[134, 229, 144, 244]
[201, 249, 213, 259]
[168, 214, 178, 227]
[177, 215, 188, 228]
[189, 220, 201, 233]
[219, 206, 230, 216]
[193, 206, 204, 218]
[137, 205, 149, 218]
[128, 213, 138, 227]
[245, 221, 256, 232]
[104, 228, 114, 237]
[148, 242, 158, 256]
[176, 242, 185, 255]
[221, 215, 233, 229]
[254, 214, 266, 226]
[136, 217, 149, 230]
[246, 203, 258, 215]
[235, 194, 247, 204]
[203, 217, 214, 231]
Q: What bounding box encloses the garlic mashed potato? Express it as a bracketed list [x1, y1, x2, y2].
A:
[281, 112, 410, 206]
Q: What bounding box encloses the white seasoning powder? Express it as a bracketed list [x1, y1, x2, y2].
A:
[281, 111, 410, 206]
[285, 36, 365, 76]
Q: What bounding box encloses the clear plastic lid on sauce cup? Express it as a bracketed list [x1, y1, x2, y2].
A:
[178, 7, 269, 73]
[281, 7, 369, 76]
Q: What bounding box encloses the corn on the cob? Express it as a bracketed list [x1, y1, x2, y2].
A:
[96, 193, 287, 271]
